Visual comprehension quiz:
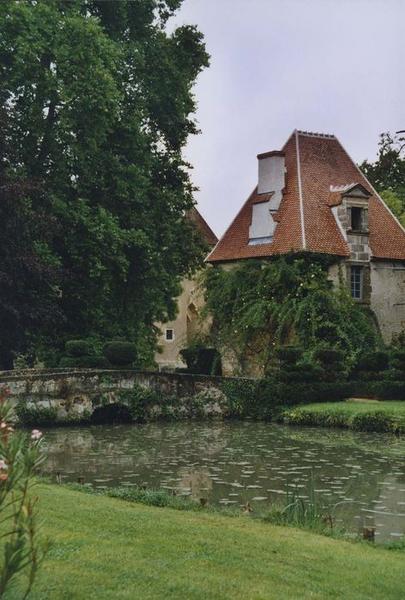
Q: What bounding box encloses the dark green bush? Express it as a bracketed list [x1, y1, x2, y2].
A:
[350, 411, 397, 433]
[356, 351, 389, 372]
[277, 362, 324, 383]
[370, 381, 405, 400]
[103, 341, 137, 366]
[15, 403, 58, 427]
[180, 347, 222, 376]
[392, 348, 405, 362]
[276, 346, 303, 365]
[65, 339, 93, 357]
[91, 403, 132, 424]
[391, 349, 405, 372]
[220, 378, 353, 419]
[59, 355, 110, 369]
[313, 347, 345, 366]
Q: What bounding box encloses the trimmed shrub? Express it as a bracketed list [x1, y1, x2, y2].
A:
[370, 381, 405, 400]
[276, 346, 303, 366]
[103, 341, 137, 366]
[59, 356, 110, 369]
[91, 402, 132, 424]
[356, 351, 389, 373]
[277, 362, 324, 383]
[180, 347, 222, 376]
[65, 339, 92, 357]
[313, 347, 345, 366]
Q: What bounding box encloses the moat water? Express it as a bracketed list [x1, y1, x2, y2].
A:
[41, 421, 405, 542]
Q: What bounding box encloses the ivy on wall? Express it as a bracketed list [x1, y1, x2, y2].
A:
[203, 253, 380, 374]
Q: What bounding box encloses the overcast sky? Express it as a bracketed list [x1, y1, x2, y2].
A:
[169, 0, 405, 238]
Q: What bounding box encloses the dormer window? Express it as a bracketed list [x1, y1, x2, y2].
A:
[248, 201, 276, 245]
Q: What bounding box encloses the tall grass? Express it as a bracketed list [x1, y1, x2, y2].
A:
[263, 476, 339, 534]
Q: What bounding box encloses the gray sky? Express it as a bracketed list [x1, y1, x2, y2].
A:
[170, 0, 405, 238]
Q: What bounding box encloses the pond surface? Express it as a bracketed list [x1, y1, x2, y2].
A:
[41, 421, 405, 542]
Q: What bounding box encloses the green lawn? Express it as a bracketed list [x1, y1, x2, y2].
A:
[281, 400, 405, 432]
[303, 400, 405, 415]
[6, 484, 405, 599]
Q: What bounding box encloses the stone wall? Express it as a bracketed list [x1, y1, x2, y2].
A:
[370, 261, 405, 342]
[0, 369, 234, 421]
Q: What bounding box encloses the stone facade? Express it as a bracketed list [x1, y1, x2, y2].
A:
[332, 187, 405, 340]
[154, 275, 207, 370]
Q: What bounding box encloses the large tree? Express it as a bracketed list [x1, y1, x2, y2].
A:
[360, 132, 405, 227]
[0, 0, 209, 366]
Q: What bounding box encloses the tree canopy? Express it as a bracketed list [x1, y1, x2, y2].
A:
[360, 132, 405, 227]
[0, 0, 209, 367]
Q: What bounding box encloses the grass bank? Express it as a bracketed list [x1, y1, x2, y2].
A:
[280, 400, 405, 433]
[6, 483, 405, 599]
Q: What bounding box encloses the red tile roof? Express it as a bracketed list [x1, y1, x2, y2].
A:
[207, 130, 405, 263]
[187, 207, 218, 247]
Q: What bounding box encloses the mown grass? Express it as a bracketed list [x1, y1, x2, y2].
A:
[280, 400, 405, 433]
[4, 483, 405, 599]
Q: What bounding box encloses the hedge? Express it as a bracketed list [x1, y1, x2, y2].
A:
[65, 340, 93, 357]
[103, 342, 137, 366]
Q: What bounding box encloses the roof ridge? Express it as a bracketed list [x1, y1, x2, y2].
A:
[297, 130, 336, 139]
[295, 130, 307, 249]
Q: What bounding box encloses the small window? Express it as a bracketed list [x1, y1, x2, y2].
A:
[350, 207, 363, 231]
[350, 266, 363, 300]
[165, 329, 174, 341]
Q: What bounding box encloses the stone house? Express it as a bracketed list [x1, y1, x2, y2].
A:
[206, 130, 405, 343]
[155, 208, 218, 370]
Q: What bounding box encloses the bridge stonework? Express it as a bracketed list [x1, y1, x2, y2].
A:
[0, 369, 237, 422]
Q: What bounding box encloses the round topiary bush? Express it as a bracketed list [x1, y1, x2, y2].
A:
[313, 347, 345, 366]
[356, 351, 389, 373]
[103, 341, 137, 366]
[275, 346, 303, 365]
[180, 347, 222, 375]
[65, 339, 93, 357]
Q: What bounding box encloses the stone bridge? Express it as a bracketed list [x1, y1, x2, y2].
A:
[0, 368, 238, 422]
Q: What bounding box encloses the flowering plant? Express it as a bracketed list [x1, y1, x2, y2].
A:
[0, 387, 48, 597]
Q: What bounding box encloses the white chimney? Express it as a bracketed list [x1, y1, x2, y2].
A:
[248, 151, 286, 245]
[257, 151, 285, 210]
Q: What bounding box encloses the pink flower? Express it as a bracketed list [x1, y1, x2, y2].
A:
[0, 459, 8, 471]
[0, 422, 7, 429]
[31, 429, 42, 441]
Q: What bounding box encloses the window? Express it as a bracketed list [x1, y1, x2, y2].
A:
[350, 266, 363, 300]
[165, 329, 174, 342]
[350, 207, 363, 231]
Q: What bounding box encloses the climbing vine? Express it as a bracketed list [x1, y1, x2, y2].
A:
[203, 254, 380, 374]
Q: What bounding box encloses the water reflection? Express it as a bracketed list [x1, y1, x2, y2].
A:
[41, 422, 405, 541]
